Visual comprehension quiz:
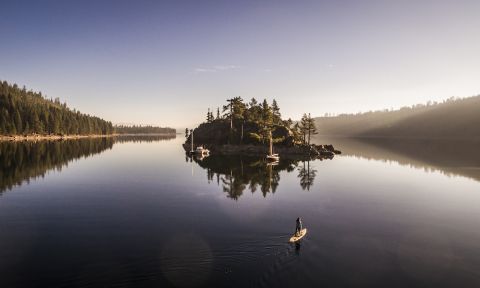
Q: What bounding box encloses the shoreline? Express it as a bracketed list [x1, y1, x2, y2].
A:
[0, 133, 178, 142]
[0, 134, 119, 142]
[183, 143, 340, 158]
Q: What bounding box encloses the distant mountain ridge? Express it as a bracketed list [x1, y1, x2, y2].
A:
[314, 95, 480, 140]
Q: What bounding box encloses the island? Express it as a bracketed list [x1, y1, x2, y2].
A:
[183, 97, 341, 159]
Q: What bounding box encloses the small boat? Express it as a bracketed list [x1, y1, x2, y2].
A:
[195, 146, 210, 155]
[188, 129, 209, 155]
[266, 153, 279, 161]
[266, 159, 279, 166]
[195, 153, 209, 161]
[266, 131, 279, 161]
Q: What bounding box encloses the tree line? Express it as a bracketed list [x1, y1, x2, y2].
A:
[114, 125, 176, 134]
[0, 80, 114, 136]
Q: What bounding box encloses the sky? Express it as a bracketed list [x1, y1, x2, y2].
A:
[1, 0, 479, 129]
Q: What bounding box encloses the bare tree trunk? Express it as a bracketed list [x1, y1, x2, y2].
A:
[230, 103, 233, 131]
[191, 129, 194, 152]
[307, 113, 311, 145]
[269, 130, 273, 155]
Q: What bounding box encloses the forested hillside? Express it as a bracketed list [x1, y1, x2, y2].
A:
[315, 95, 480, 140]
[0, 80, 114, 136]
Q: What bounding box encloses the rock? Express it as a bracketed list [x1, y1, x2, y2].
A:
[324, 144, 335, 152]
[320, 150, 335, 157]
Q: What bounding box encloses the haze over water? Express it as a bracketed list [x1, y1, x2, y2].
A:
[1, 136, 479, 287]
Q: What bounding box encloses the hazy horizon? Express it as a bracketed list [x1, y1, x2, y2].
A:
[2, 0, 479, 129]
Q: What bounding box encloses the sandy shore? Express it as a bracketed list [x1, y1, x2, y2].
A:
[0, 134, 119, 142]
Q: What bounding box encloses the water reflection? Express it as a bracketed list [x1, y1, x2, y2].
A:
[114, 134, 176, 143]
[297, 160, 317, 191]
[316, 137, 480, 182]
[1, 136, 479, 287]
[190, 154, 322, 199]
[0, 138, 114, 193]
[0, 135, 176, 193]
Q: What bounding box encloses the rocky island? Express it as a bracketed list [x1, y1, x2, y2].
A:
[183, 97, 341, 159]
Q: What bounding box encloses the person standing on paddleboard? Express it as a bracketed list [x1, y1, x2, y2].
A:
[295, 217, 303, 236]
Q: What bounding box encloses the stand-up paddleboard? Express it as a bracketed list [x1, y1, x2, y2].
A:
[289, 228, 307, 242]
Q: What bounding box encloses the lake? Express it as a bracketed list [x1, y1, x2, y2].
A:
[1, 135, 479, 287]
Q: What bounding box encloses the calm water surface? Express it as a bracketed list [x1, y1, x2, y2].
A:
[0, 136, 479, 287]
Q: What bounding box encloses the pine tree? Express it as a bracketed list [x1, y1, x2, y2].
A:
[292, 122, 301, 142]
[299, 113, 317, 145]
[0, 112, 7, 134]
[260, 99, 273, 143]
[223, 98, 234, 130]
[14, 110, 22, 134]
[299, 113, 309, 144]
[206, 108, 215, 123]
[272, 99, 281, 124]
[306, 113, 318, 145]
[223, 97, 245, 131]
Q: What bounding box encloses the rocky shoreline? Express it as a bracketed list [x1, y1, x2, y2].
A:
[183, 143, 341, 159]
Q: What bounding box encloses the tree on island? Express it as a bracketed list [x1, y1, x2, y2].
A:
[260, 99, 274, 144]
[223, 97, 246, 130]
[299, 113, 317, 145]
[206, 108, 214, 123]
[272, 99, 281, 125]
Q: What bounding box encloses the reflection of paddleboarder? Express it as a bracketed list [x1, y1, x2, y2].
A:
[295, 217, 303, 236]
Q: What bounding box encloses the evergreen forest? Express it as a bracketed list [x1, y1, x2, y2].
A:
[0, 80, 114, 136]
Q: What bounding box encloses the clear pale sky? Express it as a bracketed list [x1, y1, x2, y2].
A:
[1, 0, 479, 129]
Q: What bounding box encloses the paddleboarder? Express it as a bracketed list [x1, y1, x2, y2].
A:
[295, 217, 303, 236]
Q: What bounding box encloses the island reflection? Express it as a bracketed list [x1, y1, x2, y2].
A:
[188, 154, 321, 200]
[0, 135, 176, 194]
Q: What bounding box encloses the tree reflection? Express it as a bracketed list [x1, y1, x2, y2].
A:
[297, 160, 317, 191]
[0, 138, 114, 193]
[0, 135, 176, 194]
[192, 155, 323, 199]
